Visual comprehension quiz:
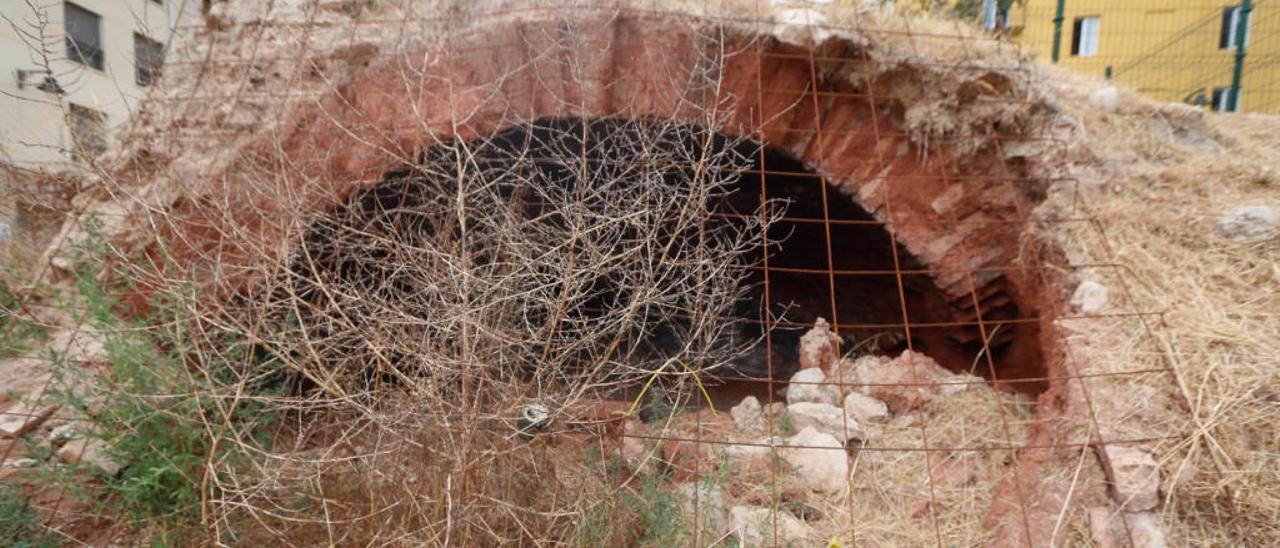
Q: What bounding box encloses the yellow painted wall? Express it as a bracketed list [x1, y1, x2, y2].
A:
[1011, 1, 1280, 112]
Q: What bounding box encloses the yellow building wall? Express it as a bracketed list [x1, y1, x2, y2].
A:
[1011, 0, 1280, 112]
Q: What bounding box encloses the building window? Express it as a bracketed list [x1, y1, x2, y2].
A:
[68, 104, 107, 162]
[1220, 6, 1251, 50]
[1211, 87, 1238, 112]
[64, 2, 103, 70]
[134, 34, 165, 86]
[1071, 16, 1100, 57]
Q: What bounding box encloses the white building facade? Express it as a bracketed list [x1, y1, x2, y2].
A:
[1, 0, 201, 272]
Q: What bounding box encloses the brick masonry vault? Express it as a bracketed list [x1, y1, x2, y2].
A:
[150, 9, 1084, 544]
[165, 10, 1055, 385]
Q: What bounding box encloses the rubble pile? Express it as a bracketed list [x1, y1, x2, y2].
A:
[610, 321, 1036, 545]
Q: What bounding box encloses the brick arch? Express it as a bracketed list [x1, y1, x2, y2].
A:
[165, 10, 1044, 386]
[150, 11, 1077, 544]
[175, 11, 1031, 291]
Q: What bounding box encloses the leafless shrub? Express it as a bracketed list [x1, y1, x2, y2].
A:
[179, 23, 786, 544]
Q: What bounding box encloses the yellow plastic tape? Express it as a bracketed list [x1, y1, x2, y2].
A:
[622, 357, 718, 418]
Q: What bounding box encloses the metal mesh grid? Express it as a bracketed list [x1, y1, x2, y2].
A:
[0, 1, 1202, 546]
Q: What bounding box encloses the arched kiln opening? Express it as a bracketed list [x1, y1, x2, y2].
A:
[289, 117, 1046, 395]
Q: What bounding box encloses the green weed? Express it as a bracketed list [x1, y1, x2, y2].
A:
[0, 280, 47, 359]
[0, 486, 57, 548]
[40, 223, 279, 535]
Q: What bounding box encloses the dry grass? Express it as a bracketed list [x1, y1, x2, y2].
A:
[1041, 65, 1280, 545]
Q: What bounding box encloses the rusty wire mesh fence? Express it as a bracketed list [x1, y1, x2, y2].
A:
[0, 1, 1208, 546]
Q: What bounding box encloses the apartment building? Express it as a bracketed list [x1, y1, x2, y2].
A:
[1004, 1, 1278, 113]
[1, 0, 200, 271]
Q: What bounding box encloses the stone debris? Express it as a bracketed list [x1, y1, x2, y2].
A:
[1120, 512, 1169, 548]
[58, 437, 120, 475]
[0, 357, 53, 407]
[49, 423, 79, 444]
[782, 427, 849, 493]
[851, 350, 980, 413]
[730, 395, 766, 435]
[831, 354, 885, 395]
[1102, 445, 1160, 511]
[786, 367, 841, 406]
[619, 420, 656, 474]
[1088, 507, 1119, 548]
[1218, 204, 1277, 241]
[843, 391, 890, 423]
[765, 401, 786, 418]
[675, 482, 727, 533]
[798, 317, 841, 372]
[1091, 506, 1168, 548]
[1070, 280, 1110, 314]
[2, 457, 39, 469]
[729, 505, 812, 546]
[0, 401, 57, 438]
[785, 402, 863, 442]
[771, 7, 834, 47]
[723, 438, 778, 461]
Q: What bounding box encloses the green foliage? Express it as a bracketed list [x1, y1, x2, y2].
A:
[570, 447, 689, 547]
[624, 472, 683, 547]
[949, 0, 984, 20]
[42, 222, 279, 531]
[639, 385, 683, 425]
[0, 487, 58, 548]
[778, 409, 795, 437]
[0, 280, 47, 359]
[944, 0, 1025, 22]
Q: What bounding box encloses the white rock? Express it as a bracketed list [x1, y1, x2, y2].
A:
[1121, 512, 1169, 548]
[729, 505, 812, 546]
[676, 482, 727, 533]
[843, 392, 890, 423]
[773, 8, 833, 46]
[1219, 205, 1278, 241]
[765, 401, 786, 418]
[0, 402, 56, 437]
[1090, 86, 1119, 108]
[1103, 445, 1160, 511]
[1, 458, 39, 469]
[731, 396, 766, 435]
[786, 402, 863, 442]
[50, 423, 79, 444]
[724, 441, 771, 461]
[1070, 281, 1109, 313]
[831, 354, 881, 395]
[58, 437, 120, 475]
[798, 317, 840, 372]
[786, 368, 841, 406]
[1088, 507, 1120, 548]
[724, 436, 782, 461]
[782, 427, 849, 493]
[857, 350, 981, 413]
[619, 420, 657, 474]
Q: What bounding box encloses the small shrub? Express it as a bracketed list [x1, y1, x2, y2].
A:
[0, 280, 47, 359]
[0, 487, 57, 548]
[42, 227, 278, 535]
